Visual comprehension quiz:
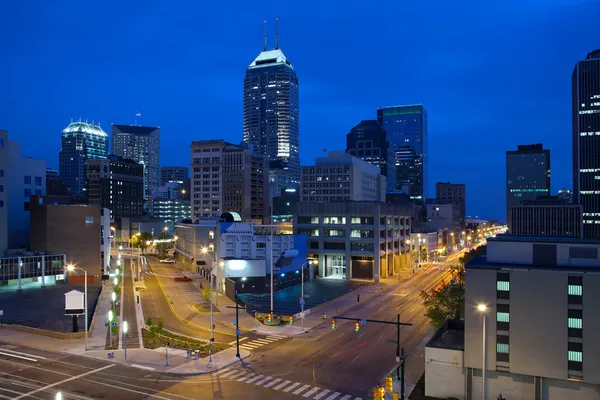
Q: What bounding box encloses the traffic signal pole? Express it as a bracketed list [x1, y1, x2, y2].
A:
[226, 292, 246, 358]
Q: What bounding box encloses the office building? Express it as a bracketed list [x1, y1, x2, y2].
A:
[377, 105, 428, 199]
[436, 182, 466, 227]
[152, 188, 191, 230]
[190, 140, 269, 223]
[346, 120, 396, 193]
[272, 188, 299, 222]
[424, 203, 461, 231]
[243, 31, 300, 196]
[573, 49, 600, 239]
[295, 202, 411, 281]
[30, 195, 110, 283]
[59, 121, 108, 195]
[175, 213, 307, 297]
[111, 124, 160, 211]
[506, 144, 550, 219]
[0, 130, 46, 253]
[508, 196, 583, 238]
[300, 151, 386, 203]
[160, 166, 189, 186]
[86, 155, 145, 221]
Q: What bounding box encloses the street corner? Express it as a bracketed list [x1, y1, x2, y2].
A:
[164, 348, 251, 376]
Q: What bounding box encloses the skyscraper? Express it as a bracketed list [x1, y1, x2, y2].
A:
[59, 121, 108, 194]
[572, 49, 600, 239]
[505, 144, 550, 222]
[377, 105, 428, 200]
[111, 124, 160, 211]
[436, 182, 467, 227]
[243, 22, 299, 197]
[346, 120, 396, 192]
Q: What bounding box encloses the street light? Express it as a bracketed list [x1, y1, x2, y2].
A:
[477, 304, 488, 400]
[66, 264, 88, 351]
[111, 291, 116, 303]
[122, 320, 129, 361]
[114, 277, 119, 286]
[56, 392, 63, 400]
[108, 310, 114, 348]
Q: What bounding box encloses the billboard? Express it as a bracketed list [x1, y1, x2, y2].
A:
[224, 259, 266, 278]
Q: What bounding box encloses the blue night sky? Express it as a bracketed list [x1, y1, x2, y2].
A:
[1, 0, 599, 221]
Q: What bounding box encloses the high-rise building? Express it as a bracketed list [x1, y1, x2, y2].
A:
[300, 151, 386, 202]
[572, 49, 600, 239]
[59, 121, 108, 195]
[111, 124, 160, 211]
[86, 155, 145, 221]
[243, 29, 299, 196]
[508, 196, 583, 238]
[436, 182, 467, 227]
[346, 120, 396, 193]
[506, 144, 550, 221]
[377, 105, 428, 199]
[190, 140, 269, 223]
[0, 130, 46, 253]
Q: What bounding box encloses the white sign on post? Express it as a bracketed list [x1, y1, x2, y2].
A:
[65, 290, 85, 315]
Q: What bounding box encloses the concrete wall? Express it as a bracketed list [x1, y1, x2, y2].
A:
[583, 273, 600, 384]
[471, 370, 535, 400]
[487, 241, 533, 264]
[425, 347, 465, 399]
[542, 377, 600, 399]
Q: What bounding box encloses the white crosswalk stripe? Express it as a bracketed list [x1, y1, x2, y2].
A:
[264, 378, 282, 388]
[246, 375, 264, 384]
[214, 368, 232, 376]
[225, 370, 247, 380]
[216, 369, 238, 378]
[255, 376, 272, 386]
[293, 384, 312, 395]
[314, 389, 331, 399]
[339, 395, 352, 400]
[302, 387, 319, 397]
[283, 382, 301, 392]
[234, 335, 287, 351]
[237, 373, 255, 382]
[324, 393, 341, 400]
[273, 380, 292, 390]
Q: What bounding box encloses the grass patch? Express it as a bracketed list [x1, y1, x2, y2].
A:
[142, 328, 229, 356]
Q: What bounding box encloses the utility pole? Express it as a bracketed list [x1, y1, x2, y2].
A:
[226, 292, 246, 358]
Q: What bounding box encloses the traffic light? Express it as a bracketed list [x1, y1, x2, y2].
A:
[373, 388, 381, 400]
[289, 317, 293, 325]
[267, 313, 272, 323]
[379, 387, 385, 398]
[355, 321, 360, 332]
[392, 393, 399, 400]
[331, 319, 336, 330]
[386, 376, 393, 392]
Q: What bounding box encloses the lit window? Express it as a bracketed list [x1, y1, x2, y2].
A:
[85, 217, 94, 224]
[497, 312, 510, 322]
[497, 281, 510, 291]
[209, 230, 214, 239]
[568, 318, 582, 329]
[496, 343, 509, 353]
[568, 351, 582, 362]
[568, 285, 582, 296]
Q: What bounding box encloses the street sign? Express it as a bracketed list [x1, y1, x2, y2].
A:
[105, 322, 109, 327]
[299, 297, 305, 306]
[396, 356, 401, 363]
[235, 329, 240, 336]
[0, 310, 3, 317]
[387, 339, 398, 344]
[450, 279, 455, 285]
[300, 312, 305, 318]
[361, 318, 367, 326]
[112, 322, 117, 326]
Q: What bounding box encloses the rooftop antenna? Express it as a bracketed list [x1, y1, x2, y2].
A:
[275, 18, 279, 49]
[263, 20, 267, 51]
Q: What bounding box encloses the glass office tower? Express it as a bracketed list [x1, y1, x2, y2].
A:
[243, 47, 299, 197]
[573, 49, 600, 239]
[59, 121, 108, 194]
[377, 104, 428, 200]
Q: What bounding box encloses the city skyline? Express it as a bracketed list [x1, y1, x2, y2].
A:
[1, 1, 599, 221]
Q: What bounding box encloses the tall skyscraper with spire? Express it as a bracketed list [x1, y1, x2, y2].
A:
[243, 20, 300, 198]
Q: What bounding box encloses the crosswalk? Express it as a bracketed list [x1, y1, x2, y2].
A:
[213, 367, 362, 400]
[234, 334, 287, 351]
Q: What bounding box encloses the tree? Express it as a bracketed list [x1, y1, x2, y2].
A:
[420, 266, 465, 328]
[132, 232, 154, 254]
[156, 229, 174, 259]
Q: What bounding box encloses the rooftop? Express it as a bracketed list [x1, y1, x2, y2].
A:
[489, 234, 600, 245]
[466, 255, 600, 272]
[62, 121, 107, 137]
[248, 49, 294, 70]
[426, 320, 464, 351]
[112, 124, 159, 135]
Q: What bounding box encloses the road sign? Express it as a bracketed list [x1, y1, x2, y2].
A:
[235, 329, 240, 336]
[450, 279, 455, 285]
[299, 297, 305, 306]
[105, 322, 109, 327]
[112, 322, 117, 326]
[361, 318, 367, 326]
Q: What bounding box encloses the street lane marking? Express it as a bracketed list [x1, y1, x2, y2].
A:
[239, 344, 259, 350]
[224, 371, 246, 379]
[314, 389, 331, 399]
[339, 395, 352, 400]
[214, 368, 231, 376]
[0, 351, 37, 362]
[14, 364, 115, 399]
[354, 397, 362, 400]
[264, 378, 282, 388]
[246, 375, 264, 384]
[273, 380, 291, 390]
[324, 392, 341, 400]
[253, 339, 272, 344]
[237, 373, 255, 382]
[255, 376, 272, 386]
[216, 369, 238, 378]
[303, 387, 319, 397]
[228, 337, 249, 345]
[293, 384, 312, 395]
[283, 382, 301, 392]
[131, 364, 156, 371]
[0, 348, 46, 360]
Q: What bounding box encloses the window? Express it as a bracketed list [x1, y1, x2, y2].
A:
[35, 176, 42, 186]
[85, 216, 94, 224]
[496, 281, 509, 291]
[496, 343, 509, 353]
[209, 230, 215, 239]
[298, 216, 319, 224]
[24, 189, 31, 197]
[323, 216, 346, 224]
[256, 243, 266, 249]
[568, 285, 582, 296]
[568, 318, 582, 329]
[325, 229, 345, 237]
[24, 176, 31, 184]
[568, 351, 582, 362]
[351, 229, 374, 238]
[497, 312, 509, 322]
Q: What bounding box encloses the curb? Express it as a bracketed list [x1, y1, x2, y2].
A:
[164, 352, 251, 376]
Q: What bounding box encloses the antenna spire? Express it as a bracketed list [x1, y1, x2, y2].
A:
[263, 20, 267, 51]
[275, 18, 279, 49]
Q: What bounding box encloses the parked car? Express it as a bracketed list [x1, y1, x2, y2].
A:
[174, 276, 192, 282]
[160, 259, 176, 264]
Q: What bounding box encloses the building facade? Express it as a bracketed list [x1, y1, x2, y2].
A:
[111, 124, 160, 211]
[508, 196, 583, 238]
[294, 202, 411, 281]
[346, 120, 396, 193]
[86, 155, 145, 221]
[152, 198, 191, 230]
[506, 144, 550, 219]
[0, 130, 46, 252]
[190, 140, 269, 223]
[243, 45, 300, 195]
[461, 235, 600, 399]
[377, 105, 428, 200]
[46, 168, 68, 196]
[572, 49, 600, 239]
[300, 152, 386, 203]
[59, 121, 108, 195]
[160, 166, 189, 186]
[436, 182, 466, 227]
